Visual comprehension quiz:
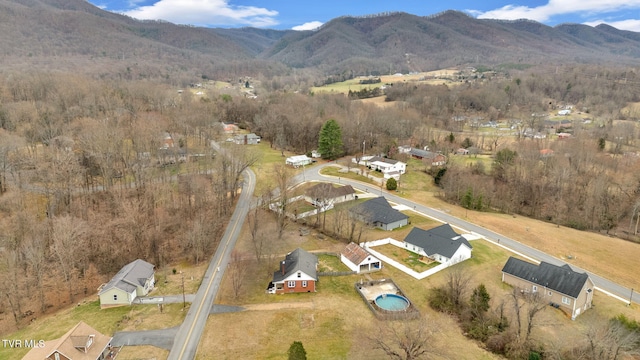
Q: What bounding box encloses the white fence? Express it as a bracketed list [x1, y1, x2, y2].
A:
[361, 238, 450, 280]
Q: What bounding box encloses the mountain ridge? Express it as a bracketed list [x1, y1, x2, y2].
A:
[2, 2, 640, 78]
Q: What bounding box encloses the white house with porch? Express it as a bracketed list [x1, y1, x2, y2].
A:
[341, 242, 382, 273]
[403, 224, 473, 265]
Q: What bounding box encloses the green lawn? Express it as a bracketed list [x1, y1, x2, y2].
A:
[319, 166, 377, 185]
[0, 299, 189, 360]
[373, 244, 440, 272]
[317, 254, 351, 273]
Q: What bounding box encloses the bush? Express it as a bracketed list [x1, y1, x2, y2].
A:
[386, 178, 397, 191]
[288, 341, 307, 360]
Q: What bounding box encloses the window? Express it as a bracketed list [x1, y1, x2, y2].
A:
[532, 286, 537, 293]
[113, 294, 118, 301]
[287, 281, 295, 288]
[548, 291, 552, 296]
[297, 272, 301, 278]
[562, 296, 571, 305]
[302, 281, 307, 288]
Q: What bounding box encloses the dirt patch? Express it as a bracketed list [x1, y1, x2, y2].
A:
[242, 302, 314, 311]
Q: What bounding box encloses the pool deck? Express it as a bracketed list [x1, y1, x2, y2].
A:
[357, 281, 398, 302]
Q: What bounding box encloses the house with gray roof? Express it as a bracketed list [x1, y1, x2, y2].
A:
[233, 132, 261, 145]
[501, 257, 594, 320]
[267, 248, 318, 294]
[304, 183, 356, 209]
[350, 197, 409, 231]
[402, 224, 472, 265]
[409, 148, 446, 166]
[98, 259, 155, 308]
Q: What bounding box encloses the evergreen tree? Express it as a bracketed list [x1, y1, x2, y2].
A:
[386, 177, 397, 190]
[288, 341, 307, 360]
[318, 119, 343, 160]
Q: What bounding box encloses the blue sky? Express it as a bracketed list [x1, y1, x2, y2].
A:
[87, 0, 640, 32]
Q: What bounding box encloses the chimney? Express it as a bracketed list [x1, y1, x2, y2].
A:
[281, 261, 286, 275]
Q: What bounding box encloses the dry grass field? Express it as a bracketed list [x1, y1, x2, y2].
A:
[203, 220, 640, 359]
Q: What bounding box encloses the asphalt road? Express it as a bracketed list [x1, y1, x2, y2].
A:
[302, 162, 638, 305]
[166, 166, 256, 360]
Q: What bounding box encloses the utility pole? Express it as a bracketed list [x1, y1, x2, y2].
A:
[181, 271, 186, 309]
[362, 140, 366, 161]
[630, 288, 634, 306]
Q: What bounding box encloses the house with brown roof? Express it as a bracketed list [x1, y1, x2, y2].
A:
[340, 242, 382, 273]
[22, 321, 112, 360]
[501, 257, 594, 320]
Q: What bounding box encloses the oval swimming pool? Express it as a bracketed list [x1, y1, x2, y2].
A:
[375, 293, 410, 311]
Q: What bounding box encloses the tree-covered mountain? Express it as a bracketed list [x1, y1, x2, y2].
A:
[3, 1, 640, 78]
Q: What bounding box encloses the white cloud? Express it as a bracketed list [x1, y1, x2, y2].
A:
[584, 19, 640, 32]
[122, 0, 279, 27]
[292, 21, 323, 31]
[471, 0, 640, 23]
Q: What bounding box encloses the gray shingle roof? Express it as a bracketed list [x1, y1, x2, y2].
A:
[369, 156, 399, 165]
[99, 259, 154, 294]
[409, 148, 439, 159]
[403, 224, 472, 259]
[305, 183, 355, 199]
[272, 248, 318, 283]
[350, 197, 408, 225]
[501, 257, 590, 298]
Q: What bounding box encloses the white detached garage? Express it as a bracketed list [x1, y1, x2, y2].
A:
[341, 242, 382, 274]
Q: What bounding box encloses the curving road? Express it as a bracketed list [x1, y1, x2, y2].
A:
[301, 163, 638, 305]
[167, 166, 256, 360]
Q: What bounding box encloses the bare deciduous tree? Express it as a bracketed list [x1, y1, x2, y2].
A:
[369, 318, 443, 360]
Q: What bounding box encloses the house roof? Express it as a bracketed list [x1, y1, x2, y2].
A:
[403, 224, 472, 259]
[272, 248, 318, 283]
[22, 321, 112, 360]
[409, 148, 441, 159]
[99, 259, 154, 295]
[305, 183, 355, 199]
[341, 242, 374, 265]
[350, 197, 408, 225]
[369, 156, 400, 165]
[501, 257, 590, 298]
[286, 155, 311, 163]
[234, 133, 260, 140]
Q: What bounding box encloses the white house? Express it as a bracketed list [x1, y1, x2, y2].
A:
[286, 155, 312, 167]
[402, 224, 472, 265]
[98, 259, 155, 308]
[558, 109, 571, 116]
[341, 242, 382, 273]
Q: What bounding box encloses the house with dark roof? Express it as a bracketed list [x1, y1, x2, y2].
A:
[304, 183, 355, 210]
[402, 224, 472, 265]
[349, 197, 409, 231]
[501, 257, 594, 320]
[98, 259, 155, 308]
[409, 148, 446, 166]
[22, 321, 112, 360]
[267, 248, 318, 294]
[340, 242, 381, 273]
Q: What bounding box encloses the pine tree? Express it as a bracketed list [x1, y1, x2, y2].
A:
[288, 341, 307, 360]
[318, 119, 343, 160]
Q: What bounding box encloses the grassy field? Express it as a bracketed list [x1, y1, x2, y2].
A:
[0, 299, 188, 360]
[374, 243, 440, 272]
[310, 70, 461, 95]
[319, 165, 377, 186]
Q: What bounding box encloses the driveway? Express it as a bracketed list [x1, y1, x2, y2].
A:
[134, 294, 196, 304]
[111, 327, 179, 350]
